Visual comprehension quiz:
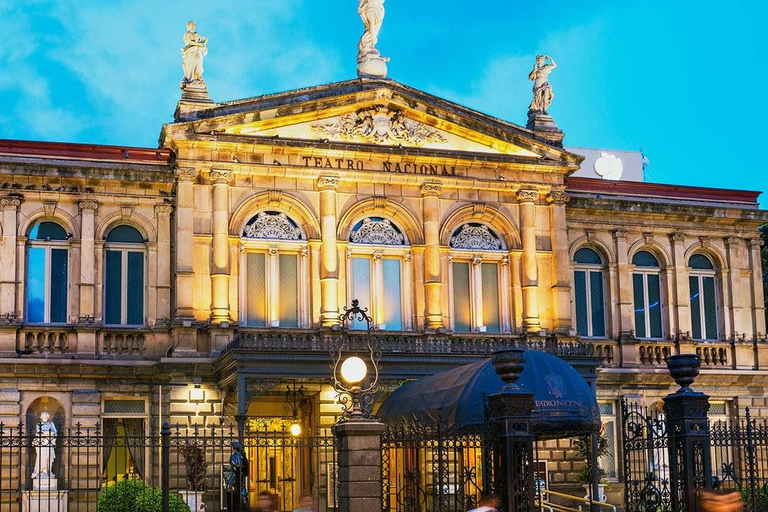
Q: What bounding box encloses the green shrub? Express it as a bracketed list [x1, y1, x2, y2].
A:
[97, 478, 191, 512]
[740, 485, 768, 511]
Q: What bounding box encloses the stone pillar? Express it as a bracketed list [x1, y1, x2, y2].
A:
[613, 230, 634, 337]
[77, 200, 99, 355]
[487, 349, 535, 512]
[0, 198, 19, 356]
[174, 168, 198, 321]
[724, 236, 745, 339]
[663, 354, 712, 512]
[748, 238, 766, 338]
[547, 190, 571, 332]
[155, 204, 173, 323]
[421, 183, 443, 330]
[670, 233, 691, 339]
[335, 419, 386, 512]
[210, 169, 233, 325]
[517, 190, 540, 331]
[318, 176, 340, 327]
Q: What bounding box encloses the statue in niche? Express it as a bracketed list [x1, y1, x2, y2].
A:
[527, 55, 557, 117]
[357, 0, 389, 78]
[181, 20, 208, 89]
[31, 412, 57, 481]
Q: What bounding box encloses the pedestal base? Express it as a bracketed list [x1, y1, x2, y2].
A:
[357, 55, 389, 78]
[175, 81, 215, 121]
[23, 490, 68, 512]
[526, 113, 565, 146]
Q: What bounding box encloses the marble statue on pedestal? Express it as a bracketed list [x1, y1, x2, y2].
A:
[357, 0, 389, 78]
[527, 55, 557, 116]
[31, 412, 57, 485]
[181, 21, 208, 90]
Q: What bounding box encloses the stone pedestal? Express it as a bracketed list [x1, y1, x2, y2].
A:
[24, 478, 67, 512]
[357, 53, 388, 79]
[175, 81, 214, 121]
[526, 113, 564, 146]
[335, 419, 386, 512]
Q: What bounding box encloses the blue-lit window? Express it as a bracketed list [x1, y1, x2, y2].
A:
[689, 254, 718, 341]
[573, 248, 606, 338]
[632, 251, 663, 339]
[26, 222, 69, 324]
[104, 226, 145, 326]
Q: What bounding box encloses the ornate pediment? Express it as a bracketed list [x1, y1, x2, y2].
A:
[243, 212, 302, 240]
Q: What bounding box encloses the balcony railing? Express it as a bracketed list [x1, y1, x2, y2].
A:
[20, 328, 72, 355]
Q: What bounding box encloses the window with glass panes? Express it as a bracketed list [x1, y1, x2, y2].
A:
[573, 248, 606, 338]
[348, 217, 409, 331]
[598, 401, 618, 480]
[104, 226, 145, 326]
[689, 254, 718, 341]
[632, 251, 663, 339]
[449, 223, 506, 333]
[241, 212, 305, 328]
[26, 221, 69, 324]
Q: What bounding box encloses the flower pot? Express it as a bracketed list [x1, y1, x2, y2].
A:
[179, 490, 206, 512]
[582, 483, 607, 503]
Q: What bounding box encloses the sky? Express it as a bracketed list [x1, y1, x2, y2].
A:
[0, 0, 766, 207]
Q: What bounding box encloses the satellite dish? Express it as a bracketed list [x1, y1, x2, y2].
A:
[594, 152, 623, 180]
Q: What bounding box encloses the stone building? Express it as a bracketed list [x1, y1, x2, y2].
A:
[0, 78, 765, 507]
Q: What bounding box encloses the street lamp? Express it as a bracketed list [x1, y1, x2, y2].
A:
[283, 380, 306, 437]
[331, 299, 381, 419]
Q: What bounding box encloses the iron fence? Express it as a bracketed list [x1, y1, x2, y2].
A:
[0, 419, 337, 512]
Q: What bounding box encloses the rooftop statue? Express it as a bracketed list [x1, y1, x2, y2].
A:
[181, 21, 208, 90]
[357, 0, 389, 78]
[527, 55, 557, 117]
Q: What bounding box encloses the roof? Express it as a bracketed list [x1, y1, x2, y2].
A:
[566, 176, 762, 206]
[0, 139, 172, 165]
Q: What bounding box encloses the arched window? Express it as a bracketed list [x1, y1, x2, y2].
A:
[104, 225, 146, 326]
[26, 221, 69, 324]
[449, 223, 506, 333]
[632, 250, 662, 339]
[689, 254, 717, 340]
[241, 212, 307, 328]
[347, 217, 410, 331]
[573, 248, 606, 338]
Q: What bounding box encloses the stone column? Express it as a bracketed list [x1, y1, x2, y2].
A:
[174, 168, 198, 321]
[421, 183, 443, 330]
[155, 204, 173, 323]
[669, 233, 691, 339]
[724, 236, 745, 339]
[77, 200, 98, 355]
[517, 190, 540, 331]
[318, 176, 340, 327]
[210, 169, 233, 325]
[472, 255, 484, 331]
[0, 197, 20, 319]
[335, 419, 386, 512]
[748, 238, 766, 338]
[663, 354, 712, 512]
[613, 230, 634, 336]
[547, 190, 572, 332]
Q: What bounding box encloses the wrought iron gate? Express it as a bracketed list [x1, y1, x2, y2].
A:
[622, 400, 672, 512]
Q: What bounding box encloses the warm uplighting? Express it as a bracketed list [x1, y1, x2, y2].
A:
[289, 422, 302, 437]
[340, 356, 368, 385]
[190, 382, 204, 401]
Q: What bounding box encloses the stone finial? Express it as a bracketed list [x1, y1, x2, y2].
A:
[357, 0, 389, 78]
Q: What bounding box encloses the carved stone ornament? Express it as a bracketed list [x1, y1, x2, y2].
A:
[268, 190, 283, 204]
[749, 238, 765, 247]
[43, 202, 57, 216]
[155, 203, 173, 215]
[612, 230, 628, 239]
[373, 196, 388, 208]
[174, 168, 199, 182]
[317, 176, 340, 190]
[350, 218, 405, 245]
[547, 190, 570, 204]
[210, 169, 233, 184]
[311, 106, 447, 147]
[516, 190, 538, 203]
[1, 197, 21, 210]
[450, 224, 503, 251]
[78, 200, 98, 211]
[120, 205, 133, 219]
[420, 183, 442, 197]
[670, 232, 685, 243]
[243, 212, 302, 240]
[724, 236, 741, 246]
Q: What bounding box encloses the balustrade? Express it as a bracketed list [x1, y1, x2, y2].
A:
[21, 329, 71, 355]
[101, 331, 146, 356]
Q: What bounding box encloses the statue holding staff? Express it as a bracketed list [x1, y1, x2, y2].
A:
[527, 55, 557, 116]
[181, 20, 208, 89]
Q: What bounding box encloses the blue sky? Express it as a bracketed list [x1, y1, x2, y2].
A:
[1, 0, 766, 207]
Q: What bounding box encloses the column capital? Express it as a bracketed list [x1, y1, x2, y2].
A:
[669, 232, 685, 243]
[749, 238, 765, 247]
[317, 175, 340, 190]
[420, 182, 442, 197]
[174, 167, 198, 182]
[1, 197, 21, 210]
[612, 229, 628, 240]
[516, 189, 539, 204]
[78, 200, 98, 212]
[210, 169, 234, 184]
[154, 203, 173, 215]
[724, 236, 742, 246]
[546, 190, 570, 204]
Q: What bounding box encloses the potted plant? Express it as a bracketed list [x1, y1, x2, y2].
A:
[180, 444, 208, 512]
[574, 429, 611, 502]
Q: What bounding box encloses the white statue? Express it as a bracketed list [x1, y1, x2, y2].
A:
[527, 55, 557, 116]
[181, 21, 208, 89]
[31, 412, 57, 481]
[357, 0, 389, 78]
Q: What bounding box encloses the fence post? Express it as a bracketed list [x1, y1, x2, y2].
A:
[161, 421, 170, 512]
[487, 348, 535, 512]
[335, 417, 386, 512]
[663, 354, 712, 512]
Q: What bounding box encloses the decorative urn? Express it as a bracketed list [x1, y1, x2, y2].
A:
[666, 354, 700, 392]
[492, 348, 526, 391]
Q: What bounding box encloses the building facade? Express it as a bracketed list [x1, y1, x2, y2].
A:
[0, 79, 765, 506]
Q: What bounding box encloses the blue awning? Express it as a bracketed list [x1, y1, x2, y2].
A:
[377, 350, 600, 437]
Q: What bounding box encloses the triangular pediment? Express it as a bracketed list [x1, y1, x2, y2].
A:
[164, 79, 582, 167]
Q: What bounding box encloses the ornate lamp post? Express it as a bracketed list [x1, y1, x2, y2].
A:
[283, 380, 306, 437]
[331, 299, 381, 419]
